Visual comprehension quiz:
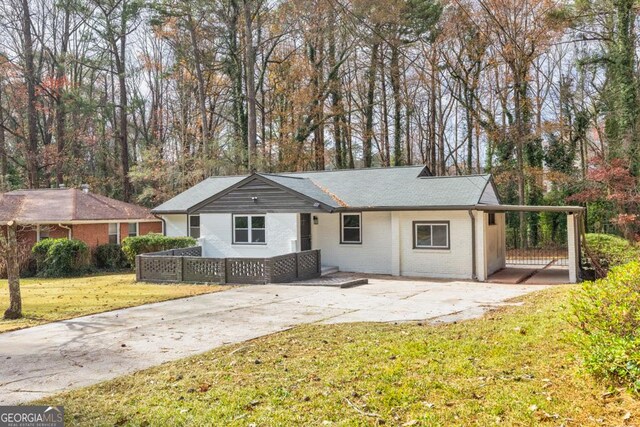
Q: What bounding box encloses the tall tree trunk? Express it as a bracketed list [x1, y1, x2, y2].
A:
[4, 223, 22, 319]
[363, 42, 378, 168]
[328, 28, 345, 169]
[187, 14, 210, 157]
[390, 43, 403, 166]
[309, 36, 325, 171]
[243, 0, 257, 170]
[428, 55, 437, 173]
[380, 53, 390, 167]
[116, 49, 131, 201]
[0, 84, 7, 186]
[513, 72, 527, 247]
[55, 6, 71, 186]
[22, 0, 39, 188]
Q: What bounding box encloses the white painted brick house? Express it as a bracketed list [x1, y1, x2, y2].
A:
[152, 166, 582, 282]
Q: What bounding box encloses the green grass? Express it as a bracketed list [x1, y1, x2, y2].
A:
[0, 274, 226, 333]
[39, 286, 639, 426]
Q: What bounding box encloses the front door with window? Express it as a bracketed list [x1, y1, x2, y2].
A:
[300, 213, 311, 251]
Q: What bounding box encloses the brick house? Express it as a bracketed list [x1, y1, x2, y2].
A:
[0, 187, 162, 249]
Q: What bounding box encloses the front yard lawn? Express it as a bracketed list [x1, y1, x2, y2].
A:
[41, 286, 639, 426]
[0, 274, 225, 333]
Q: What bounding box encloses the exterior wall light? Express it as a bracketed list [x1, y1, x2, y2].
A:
[313, 216, 318, 225]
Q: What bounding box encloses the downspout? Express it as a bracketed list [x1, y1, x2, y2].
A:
[153, 214, 167, 236]
[58, 223, 72, 239]
[468, 210, 477, 280]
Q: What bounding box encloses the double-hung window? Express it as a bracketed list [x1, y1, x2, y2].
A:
[233, 215, 266, 244]
[108, 223, 119, 244]
[341, 213, 362, 244]
[128, 222, 138, 237]
[414, 222, 449, 249]
[37, 225, 50, 241]
[189, 215, 200, 238]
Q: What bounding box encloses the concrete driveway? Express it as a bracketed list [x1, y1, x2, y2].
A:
[0, 278, 546, 405]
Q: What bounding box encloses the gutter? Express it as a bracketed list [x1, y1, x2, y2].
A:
[468, 210, 477, 281]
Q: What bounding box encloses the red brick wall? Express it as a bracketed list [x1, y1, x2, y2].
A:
[15, 225, 70, 248]
[139, 221, 162, 235]
[6, 221, 162, 249]
[72, 223, 110, 248]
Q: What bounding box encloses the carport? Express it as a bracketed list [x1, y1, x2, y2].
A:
[477, 205, 584, 284]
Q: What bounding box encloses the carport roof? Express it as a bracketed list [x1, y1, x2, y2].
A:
[152, 166, 502, 214]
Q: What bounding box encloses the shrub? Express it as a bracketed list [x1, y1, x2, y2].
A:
[568, 261, 640, 393]
[95, 244, 129, 269]
[584, 233, 640, 271]
[32, 238, 91, 277]
[121, 234, 196, 266]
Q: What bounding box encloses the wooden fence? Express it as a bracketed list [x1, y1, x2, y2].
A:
[135, 247, 321, 284]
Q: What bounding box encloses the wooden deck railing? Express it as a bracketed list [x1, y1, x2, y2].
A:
[135, 247, 321, 284]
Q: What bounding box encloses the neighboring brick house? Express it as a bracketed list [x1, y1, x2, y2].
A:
[0, 187, 162, 249]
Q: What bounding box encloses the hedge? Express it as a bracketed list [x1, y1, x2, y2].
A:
[32, 238, 91, 277]
[121, 234, 197, 266]
[584, 233, 640, 271]
[568, 261, 640, 393]
[95, 244, 129, 269]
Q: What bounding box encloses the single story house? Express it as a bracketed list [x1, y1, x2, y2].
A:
[0, 186, 163, 248]
[152, 166, 582, 282]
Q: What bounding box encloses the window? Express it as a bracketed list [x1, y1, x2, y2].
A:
[37, 225, 50, 241]
[128, 222, 138, 237]
[233, 215, 266, 244]
[108, 223, 119, 244]
[341, 213, 361, 244]
[488, 213, 496, 226]
[414, 222, 449, 249]
[189, 215, 200, 238]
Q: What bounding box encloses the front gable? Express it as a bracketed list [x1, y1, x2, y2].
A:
[191, 175, 330, 214]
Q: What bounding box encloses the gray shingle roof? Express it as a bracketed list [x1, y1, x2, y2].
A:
[152, 166, 500, 213]
[152, 176, 245, 214]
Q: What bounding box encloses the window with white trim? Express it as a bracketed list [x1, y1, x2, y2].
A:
[108, 223, 119, 244]
[414, 222, 449, 249]
[233, 215, 266, 244]
[341, 213, 361, 244]
[128, 222, 138, 237]
[189, 215, 200, 238]
[37, 225, 50, 241]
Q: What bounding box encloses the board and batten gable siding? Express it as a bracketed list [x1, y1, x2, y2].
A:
[200, 213, 299, 258]
[312, 211, 393, 274]
[193, 179, 326, 214]
[163, 214, 188, 237]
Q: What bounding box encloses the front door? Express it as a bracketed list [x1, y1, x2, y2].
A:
[300, 213, 312, 251]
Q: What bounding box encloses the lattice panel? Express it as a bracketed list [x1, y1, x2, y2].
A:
[174, 247, 202, 257]
[228, 260, 265, 279]
[297, 251, 319, 278]
[271, 255, 297, 283]
[183, 258, 224, 282]
[140, 257, 179, 281]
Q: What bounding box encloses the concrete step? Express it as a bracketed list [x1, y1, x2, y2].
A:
[321, 266, 339, 276]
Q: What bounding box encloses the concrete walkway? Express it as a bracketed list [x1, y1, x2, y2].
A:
[0, 279, 547, 405]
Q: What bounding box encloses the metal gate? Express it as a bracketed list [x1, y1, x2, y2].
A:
[505, 211, 569, 266]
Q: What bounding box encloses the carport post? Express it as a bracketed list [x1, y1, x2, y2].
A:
[567, 213, 579, 283]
